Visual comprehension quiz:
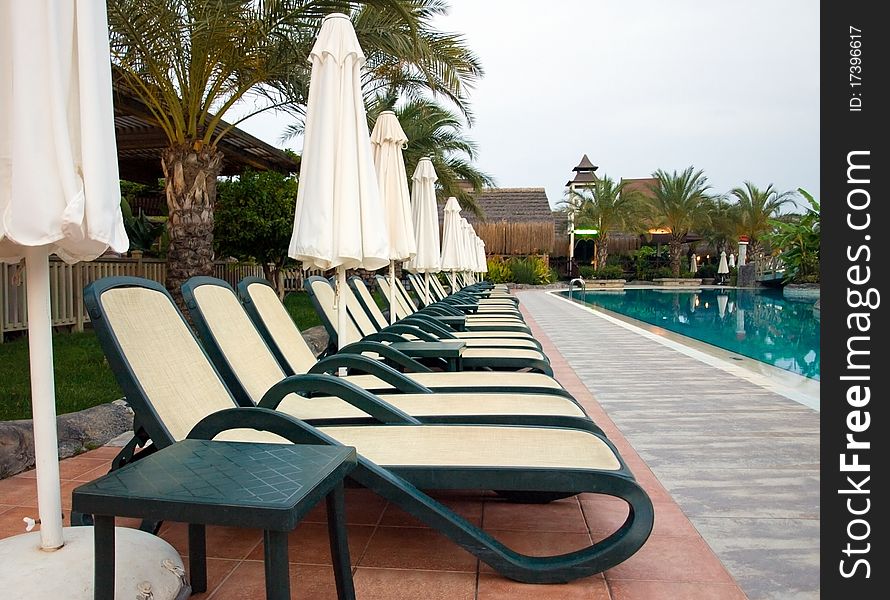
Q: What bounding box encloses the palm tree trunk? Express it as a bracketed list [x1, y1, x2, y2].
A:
[595, 237, 609, 270]
[669, 235, 683, 277]
[162, 143, 223, 309]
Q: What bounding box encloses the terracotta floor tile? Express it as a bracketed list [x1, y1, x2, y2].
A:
[478, 530, 593, 574]
[608, 579, 747, 600]
[477, 572, 611, 600]
[0, 505, 49, 532]
[353, 567, 476, 600]
[582, 496, 700, 539]
[483, 497, 588, 533]
[244, 522, 375, 566]
[297, 487, 388, 526]
[159, 522, 263, 560]
[57, 457, 112, 481]
[83, 446, 125, 460]
[181, 557, 240, 599]
[605, 535, 734, 584]
[380, 497, 483, 528]
[0, 477, 38, 506]
[60, 480, 84, 509]
[210, 560, 341, 600]
[72, 463, 113, 482]
[359, 526, 477, 572]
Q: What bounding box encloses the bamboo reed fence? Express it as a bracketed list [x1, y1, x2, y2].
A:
[474, 221, 555, 256]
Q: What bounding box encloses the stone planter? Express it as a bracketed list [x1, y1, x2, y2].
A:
[701, 278, 715, 285]
[584, 279, 626, 289]
[652, 278, 703, 287]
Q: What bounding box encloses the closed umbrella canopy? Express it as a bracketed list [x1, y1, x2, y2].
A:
[1, 2, 127, 262]
[405, 157, 440, 273]
[440, 196, 463, 290]
[370, 111, 415, 262]
[288, 13, 388, 348]
[728, 253, 736, 268]
[1, 0, 129, 552]
[440, 196, 463, 271]
[718, 251, 730, 274]
[476, 236, 488, 274]
[405, 157, 439, 304]
[288, 13, 388, 273]
[460, 217, 474, 272]
[371, 110, 414, 324]
[690, 253, 698, 274]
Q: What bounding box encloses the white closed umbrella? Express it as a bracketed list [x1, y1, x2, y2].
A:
[371, 111, 415, 324]
[1, 2, 184, 594]
[288, 13, 389, 349]
[440, 196, 463, 291]
[728, 252, 736, 268]
[717, 250, 730, 284]
[460, 218, 474, 281]
[405, 157, 440, 304]
[690, 253, 698, 274]
[1, 0, 130, 550]
[476, 236, 488, 275]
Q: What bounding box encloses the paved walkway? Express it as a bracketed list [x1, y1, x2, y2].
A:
[519, 291, 820, 600]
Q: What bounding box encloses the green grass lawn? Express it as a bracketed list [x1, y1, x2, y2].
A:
[0, 291, 326, 421]
[0, 331, 123, 422]
[282, 291, 322, 330]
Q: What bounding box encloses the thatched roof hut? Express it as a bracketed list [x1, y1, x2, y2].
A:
[441, 188, 555, 256]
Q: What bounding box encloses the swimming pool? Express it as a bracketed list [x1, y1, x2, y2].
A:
[561, 287, 820, 380]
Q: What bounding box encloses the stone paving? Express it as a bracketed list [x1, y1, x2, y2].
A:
[518, 290, 820, 600]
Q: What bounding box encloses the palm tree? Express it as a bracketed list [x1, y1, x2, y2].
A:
[730, 182, 796, 253]
[699, 195, 743, 255]
[647, 167, 712, 276]
[564, 176, 645, 269]
[107, 0, 436, 304]
[367, 95, 494, 215]
[353, 0, 483, 125]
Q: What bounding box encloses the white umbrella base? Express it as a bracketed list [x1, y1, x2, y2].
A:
[0, 527, 188, 599]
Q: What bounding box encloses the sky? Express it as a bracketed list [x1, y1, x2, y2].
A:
[234, 0, 820, 211]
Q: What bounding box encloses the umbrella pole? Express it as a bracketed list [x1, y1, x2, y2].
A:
[336, 267, 348, 351]
[24, 247, 64, 550]
[389, 261, 397, 325]
[424, 272, 430, 305]
[450, 270, 456, 293]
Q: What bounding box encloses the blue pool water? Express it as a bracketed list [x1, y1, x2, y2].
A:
[561, 287, 820, 380]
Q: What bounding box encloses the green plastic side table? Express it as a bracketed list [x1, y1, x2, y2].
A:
[73, 440, 357, 600]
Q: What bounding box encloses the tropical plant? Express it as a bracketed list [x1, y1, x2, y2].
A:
[215, 170, 299, 297]
[579, 264, 624, 280]
[485, 256, 511, 284]
[107, 0, 449, 306]
[508, 257, 548, 285]
[647, 167, 713, 276]
[698, 195, 743, 254]
[730, 182, 796, 253]
[366, 94, 494, 214]
[563, 175, 645, 269]
[764, 188, 820, 283]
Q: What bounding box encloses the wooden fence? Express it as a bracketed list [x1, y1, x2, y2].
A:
[474, 221, 554, 256]
[1, 257, 311, 341]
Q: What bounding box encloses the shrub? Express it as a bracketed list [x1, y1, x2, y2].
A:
[579, 264, 624, 280]
[654, 266, 675, 279]
[486, 257, 511, 284]
[507, 256, 552, 285]
[695, 264, 718, 279]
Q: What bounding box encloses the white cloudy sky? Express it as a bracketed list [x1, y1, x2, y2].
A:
[235, 0, 820, 210]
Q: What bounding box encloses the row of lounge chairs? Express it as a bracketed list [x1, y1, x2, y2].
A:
[82, 274, 653, 583]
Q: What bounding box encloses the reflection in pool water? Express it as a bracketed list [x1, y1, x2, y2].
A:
[561, 287, 820, 380]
